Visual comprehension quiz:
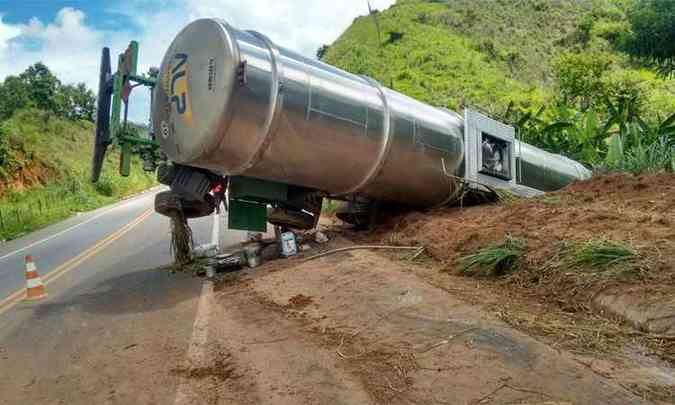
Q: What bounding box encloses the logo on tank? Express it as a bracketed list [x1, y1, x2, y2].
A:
[166, 53, 193, 125]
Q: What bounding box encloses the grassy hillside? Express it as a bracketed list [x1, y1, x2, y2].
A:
[323, 0, 675, 117]
[0, 109, 155, 240]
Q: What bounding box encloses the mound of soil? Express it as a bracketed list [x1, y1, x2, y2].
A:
[369, 173, 675, 338]
[0, 155, 56, 196]
[375, 173, 673, 268]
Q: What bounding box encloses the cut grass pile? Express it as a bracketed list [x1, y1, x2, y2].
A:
[460, 236, 526, 277]
[562, 239, 642, 273]
[460, 236, 645, 280]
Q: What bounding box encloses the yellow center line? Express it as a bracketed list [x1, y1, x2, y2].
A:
[0, 208, 154, 316]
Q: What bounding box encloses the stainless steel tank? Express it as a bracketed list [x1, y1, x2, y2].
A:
[153, 18, 587, 207]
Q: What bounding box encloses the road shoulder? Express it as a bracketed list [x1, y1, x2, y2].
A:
[186, 239, 646, 404]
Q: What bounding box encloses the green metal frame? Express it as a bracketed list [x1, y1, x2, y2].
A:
[109, 41, 160, 176]
[103, 42, 303, 233]
[227, 177, 290, 232]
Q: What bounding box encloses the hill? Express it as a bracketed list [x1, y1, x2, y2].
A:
[323, 0, 675, 119]
[0, 109, 155, 241]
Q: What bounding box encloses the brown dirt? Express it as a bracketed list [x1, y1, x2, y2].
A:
[197, 245, 654, 404]
[171, 350, 239, 382]
[363, 173, 675, 324]
[326, 173, 675, 401]
[285, 294, 314, 310]
[371, 173, 674, 268]
[0, 153, 56, 196]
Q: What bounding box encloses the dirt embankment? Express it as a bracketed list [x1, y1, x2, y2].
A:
[369, 173, 674, 307]
[374, 173, 673, 270]
[341, 173, 675, 400]
[0, 153, 56, 196]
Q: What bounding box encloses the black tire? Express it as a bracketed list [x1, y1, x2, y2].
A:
[156, 163, 177, 186]
[91, 47, 112, 183]
[155, 191, 215, 219]
[335, 200, 373, 229]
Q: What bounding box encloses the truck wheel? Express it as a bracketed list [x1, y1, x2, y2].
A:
[156, 163, 177, 186]
[335, 200, 372, 229]
[155, 191, 215, 219]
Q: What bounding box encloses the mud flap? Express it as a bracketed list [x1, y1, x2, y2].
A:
[228, 200, 267, 232]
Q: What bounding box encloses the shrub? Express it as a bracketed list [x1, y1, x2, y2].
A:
[94, 175, 116, 197]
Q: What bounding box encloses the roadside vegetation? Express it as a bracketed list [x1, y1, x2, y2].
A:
[323, 0, 674, 173]
[0, 64, 155, 241]
[460, 235, 526, 277]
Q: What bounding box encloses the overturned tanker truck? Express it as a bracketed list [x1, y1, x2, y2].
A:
[92, 18, 591, 231]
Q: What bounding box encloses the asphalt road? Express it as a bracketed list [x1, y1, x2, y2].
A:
[0, 188, 248, 404]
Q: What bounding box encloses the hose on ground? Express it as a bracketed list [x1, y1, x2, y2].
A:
[303, 245, 424, 262]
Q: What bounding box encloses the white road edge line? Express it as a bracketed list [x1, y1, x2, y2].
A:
[175, 280, 214, 405]
[0, 190, 157, 261]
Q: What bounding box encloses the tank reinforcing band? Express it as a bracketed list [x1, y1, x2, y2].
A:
[339, 76, 393, 196]
[212, 19, 242, 172]
[230, 29, 285, 175]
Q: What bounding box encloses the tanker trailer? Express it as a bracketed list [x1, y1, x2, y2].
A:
[91, 18, 591, 231]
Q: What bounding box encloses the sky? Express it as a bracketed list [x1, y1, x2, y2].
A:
[0, 0, 396, 121]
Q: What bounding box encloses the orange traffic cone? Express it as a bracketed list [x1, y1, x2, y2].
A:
[25, 255, 47, 301]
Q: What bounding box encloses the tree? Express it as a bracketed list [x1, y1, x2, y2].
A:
[624, 0, 675, 77]
[0, 63, 96, 122]
[57, 83, 96, 122]
[19, 62, 61, 112]
[316, 44, 330, 60]
[553, 52, 612, 109]
[0, 76, 33, 120]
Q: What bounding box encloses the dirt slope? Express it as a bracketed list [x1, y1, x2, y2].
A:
[349, 173, 675, 401]
[373, 173, 673, 271]
[368, 173, 674, 310]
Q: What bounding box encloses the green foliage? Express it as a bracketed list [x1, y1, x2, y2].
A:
[460, 236, 527, 277]
[321, 198, 340, 215]
[613, 135, 675, 173]
[0, 76, 32, 120]
[56, 83, 96, 122]
[554, 52, 613, 108]
[511, 91, 674, 172]
[562, 239, 640, 272]
[0, 63, 95, 121]
[0, 110, 156, 240]
[623, 0, 675, 77]
[19, 63, 61, 112]
[93, 175, 116, 197]
[325, 0, 674, 131]
[316, 44, 330, 60]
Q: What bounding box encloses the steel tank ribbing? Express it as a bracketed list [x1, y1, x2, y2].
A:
[153, 18, 589, 207]
[153, 18, 464, 207]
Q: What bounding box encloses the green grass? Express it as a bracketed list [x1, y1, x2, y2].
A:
[321, 199, 341, 215]
[610, 136, 675, 174]
[460, 235, 527, 277]
[323, 0, 675, 117]
[562, 239, 641, 272]
[0, 109, 156, 241]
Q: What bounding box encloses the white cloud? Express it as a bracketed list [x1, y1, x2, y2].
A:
[182, 0, 396, 57]
[0, 1, 396, 122]
[0, 8, 116, 91]
[0, 14, 21, 51]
